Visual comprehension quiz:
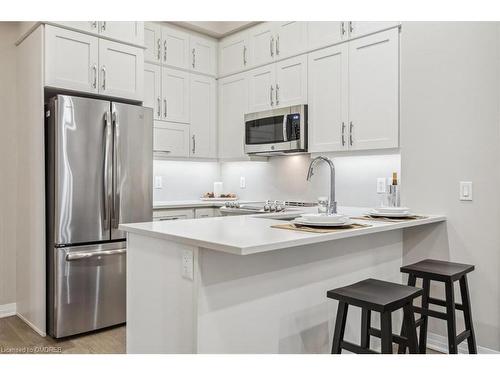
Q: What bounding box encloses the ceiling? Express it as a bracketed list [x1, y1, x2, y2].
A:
[169, 21, 259, 38]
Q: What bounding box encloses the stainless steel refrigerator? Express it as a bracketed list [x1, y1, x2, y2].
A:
[45, 95, 152, 338]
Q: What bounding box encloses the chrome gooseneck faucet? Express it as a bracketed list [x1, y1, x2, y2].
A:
[306, 156, 337, 214]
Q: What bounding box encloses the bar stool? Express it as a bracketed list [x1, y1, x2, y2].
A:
[398, 259, 477, 354]
[327, 278, 422, 354]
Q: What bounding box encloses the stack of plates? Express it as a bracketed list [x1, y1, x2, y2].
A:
[369, 207, 413, 218]
[293, 213, 352, 227]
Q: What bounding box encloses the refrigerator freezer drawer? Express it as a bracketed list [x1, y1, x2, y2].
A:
[48, 242, 126, 338]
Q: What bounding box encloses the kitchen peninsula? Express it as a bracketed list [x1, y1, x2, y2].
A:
[120, 208, 445, 354]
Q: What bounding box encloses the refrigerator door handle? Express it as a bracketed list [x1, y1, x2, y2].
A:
[103, 111, 112, 231]
[111, 110, 121, 229]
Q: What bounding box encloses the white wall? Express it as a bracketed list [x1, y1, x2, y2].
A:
[400, 22, 500, 351]
[0, 22, 18, 308]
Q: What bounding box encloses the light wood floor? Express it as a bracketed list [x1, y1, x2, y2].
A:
[0, 316, 125, 354]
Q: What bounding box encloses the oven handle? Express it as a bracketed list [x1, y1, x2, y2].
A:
[65, 248, 126, 261]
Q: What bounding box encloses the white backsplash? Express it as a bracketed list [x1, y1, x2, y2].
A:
[153, 153, 400, 207]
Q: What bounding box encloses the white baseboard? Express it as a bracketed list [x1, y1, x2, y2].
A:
[426, 332, 499, 354]
[0, 303, 16, 318]
[16, 312, 46, 337]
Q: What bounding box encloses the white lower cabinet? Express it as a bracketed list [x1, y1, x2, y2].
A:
[153, 121, 190, 157]
[194, 207, 220, 218]
[190, 74, 216, 158]
[218, 72, 249, 159]
[153, 208, 194, 221]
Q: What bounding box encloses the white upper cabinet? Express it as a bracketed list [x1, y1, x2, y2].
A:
[162, 25, 190, 69]
[248, 23, 275, 67]
[275, 55, 307, 108]
[190, 74, 216, 158]
[348, 28, 399, 150]
[45, 25, 99, 94]
[308, 44, 349, 152]
[218, 31, 249, 76]
[273, 21, 308, 60]
[144, 22, 162, 63]
[98, 21, 144, 46]
[248, 63, 276, 113]
[218, 72, 249, 159]
[190, 35, 217, 76]
[162, 67, 190, 124]
[307, 21, 345, 50]
[144, 63, 162, 120]
[153, 121, 190, 157]
[52, 21, 99, 34]
[98, 39, 144, 101]
[348, 21, 400, 39]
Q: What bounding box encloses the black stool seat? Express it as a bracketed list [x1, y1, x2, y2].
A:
[327, 279, 422, 354]
[401, 259, 474, 281]
[327, 278, 422, 312]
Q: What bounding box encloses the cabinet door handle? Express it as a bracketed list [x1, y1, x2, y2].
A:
[157, 38, 161, 60]
[163, 40, 167, 62]
[349, 121, 354, 146]
[157, 97, 161, 118]
[101, 66, 106, 90]
[276, 84, 280, 106]
[341, 22, 346, 36]
[92, 64, 97, 88]
[163, 99, 167, 118]
[101, 21, 106, 32]
[349, 21, 354, 34]
[243, 45, 247, 66]
[270, 85, 274, 106]
[90, 21, 97, 30]
[192, 48, 196, 68]
[276, 34, 280, 56]
[192, 135, 196, 154]
[270, 36, 274, 57]
[341, 122, 345, 146]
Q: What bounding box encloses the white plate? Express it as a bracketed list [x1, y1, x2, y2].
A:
[373, 206, 410, 214]
[300, 213, 348, 224]
[368, 210, 414, 218]
[200, 197, 238, 201]
[293, 218, 353, 227]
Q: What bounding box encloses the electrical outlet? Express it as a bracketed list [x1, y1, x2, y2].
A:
[181, 249, 194, 280]
[154, 176, 163, 189]
[240, 176, 246, 189]
[459, 181, 473, 201]
[376, 178, 387, 194]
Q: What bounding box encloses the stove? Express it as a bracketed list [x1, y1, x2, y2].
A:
[219, 200, 317, 216]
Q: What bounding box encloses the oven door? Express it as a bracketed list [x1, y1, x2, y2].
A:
[244, 109, 290, 154]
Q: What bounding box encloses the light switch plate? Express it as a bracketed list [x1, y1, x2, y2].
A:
[154, 176, 163, 189]
[459, 181, 473, 201]
[181, 249, 194, 280]
[377, 178, 387, 193]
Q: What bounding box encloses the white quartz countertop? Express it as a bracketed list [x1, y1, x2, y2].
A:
[120, 207, 446, 256]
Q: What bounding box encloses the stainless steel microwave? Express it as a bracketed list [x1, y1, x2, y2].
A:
[244, 105, 308, 155]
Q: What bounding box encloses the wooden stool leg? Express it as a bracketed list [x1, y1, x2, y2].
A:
[403, 304, 419, 354]
[445, 280, 458, 354]
[419, 278, 431, 353]
[459, 274, 477, 354]
[331, 302, 349, 354]
[361, 308, 371, 349]
[380, 311, 393, 354]
[397, 274, 417, 353]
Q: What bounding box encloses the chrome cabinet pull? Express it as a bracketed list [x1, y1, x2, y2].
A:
[270, 36, 274, 57]
[270, 85, 274, 106]
[101, 21, 106, 32]
[349, 121, 354, 146]
[101, 66, 106, 90]
[157, 38, 161, 60]
[349, 21, 354, 34]
[163, 40, 167, 62]
[243, 45, 247, 65]
[163, 99, 167, 118]
[341, 22, 346, 36]
[192, 135, 196, 154]
[276, 84, 280, 106]
[192, 48, 196, 68]
[157, 97, 161, 117]
[276, 34, 280, 55]
[92, 64, 97, 88]
[341, 122, 346, 146]
[90, 21, 97, 30]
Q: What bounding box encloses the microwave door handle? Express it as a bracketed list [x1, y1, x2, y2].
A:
[111, 110, 120, 229]
[283, 115, 288, 142]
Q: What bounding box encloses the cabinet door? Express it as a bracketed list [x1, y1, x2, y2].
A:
[98, 21, 144, 45]
[218, 73, 249, 159]
[308, 44, 349, 152]
[248, 22, 275, 67]
[162, 67, 190, 123]
[144, 63, 162, 120]
[308, 21, 345, 50]
[190, 35, 217, 75]
[153, 121, 190, 157]
[144, 22, 162, 63]
[99, 39, 144, 101]
[248, 63, 276, 112]
[194, 207, 216, 218]
[274, 21, 308, 59]
[161, 25, 190, 69]
[219, 31, 249, 76]
[153, 208, 194, 220]
[275, 55, 307, 108]
[348, 21, 400, 39]
[52, 21, 99, 34]
[190, 74, 216, 158]
[45, 25, 99, 93]
[349, 28, 399, 150]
